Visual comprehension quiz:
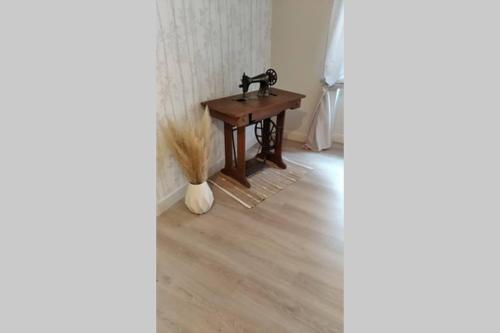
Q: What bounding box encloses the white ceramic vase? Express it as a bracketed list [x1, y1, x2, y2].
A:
[184, 181, 214, 214]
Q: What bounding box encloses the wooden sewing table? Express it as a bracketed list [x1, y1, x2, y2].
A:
[201, 88, 306, 188]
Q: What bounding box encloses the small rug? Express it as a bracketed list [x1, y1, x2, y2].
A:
[208, 158, 313, 208]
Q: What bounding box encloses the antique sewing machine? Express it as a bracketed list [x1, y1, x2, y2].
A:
[236, 68, 281, 172]
[202, 69, 305, 188]
[238, 68, 278, 99]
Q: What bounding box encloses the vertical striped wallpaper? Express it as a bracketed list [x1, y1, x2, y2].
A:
[156, 0, 272, 204]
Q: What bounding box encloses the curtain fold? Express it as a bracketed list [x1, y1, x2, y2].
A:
[305, 0, 344, 151]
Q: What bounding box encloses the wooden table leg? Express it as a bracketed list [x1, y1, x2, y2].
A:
[222, 123, 234, 171]
[274, 111, 287, 168]
[236, 126, 251, 187]
[262, 118, 271, 157]
[221, 123, 251, 188]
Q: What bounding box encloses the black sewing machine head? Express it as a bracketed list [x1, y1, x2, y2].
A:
[238, 68, 277, 99]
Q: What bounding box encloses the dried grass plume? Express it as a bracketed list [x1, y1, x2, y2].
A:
[161, 108, 212, 185]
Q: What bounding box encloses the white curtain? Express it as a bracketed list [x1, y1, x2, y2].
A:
[305, 0, 344, 151]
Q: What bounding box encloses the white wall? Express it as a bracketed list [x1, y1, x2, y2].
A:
[156, 0, 272, 214]
[271, 0, 343, 143]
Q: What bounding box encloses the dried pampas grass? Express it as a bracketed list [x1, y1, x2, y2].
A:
[161, 108, 212, 185]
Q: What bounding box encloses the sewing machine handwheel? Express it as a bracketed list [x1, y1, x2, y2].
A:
[266, 68, 277, 86]
[254, 119, 277, 150]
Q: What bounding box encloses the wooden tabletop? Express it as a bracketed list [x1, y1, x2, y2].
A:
[201, 88, 306, 126]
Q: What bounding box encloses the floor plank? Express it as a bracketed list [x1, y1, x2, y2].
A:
[157, 141, 344, 332]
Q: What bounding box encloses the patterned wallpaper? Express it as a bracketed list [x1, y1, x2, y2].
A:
[156, 0, 272, 205]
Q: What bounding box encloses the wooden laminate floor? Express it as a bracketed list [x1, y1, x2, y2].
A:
[157, 140, 344, 333]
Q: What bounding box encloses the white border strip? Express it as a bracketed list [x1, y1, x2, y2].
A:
[208, 180, 252, 209]
[283, 157, 314, 170]
[156, 183, 187, 217]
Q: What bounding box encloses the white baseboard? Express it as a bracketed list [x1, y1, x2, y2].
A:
[285, 130, 344, 145]
[333, 133, 344, 144]
[156, 183, 187, 216]
[156, 156, 225, 216]
[284, 130, 307, 143]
